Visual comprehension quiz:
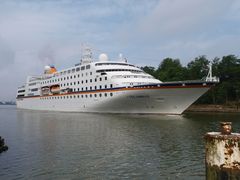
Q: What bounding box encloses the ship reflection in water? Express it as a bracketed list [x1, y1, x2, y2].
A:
[1, 105, 240, 179]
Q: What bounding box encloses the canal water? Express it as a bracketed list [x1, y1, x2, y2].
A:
[1, 105, 240, 179]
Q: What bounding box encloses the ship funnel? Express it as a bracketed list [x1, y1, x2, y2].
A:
[44, 65, 57, 74]
[44, 65, 51, 70]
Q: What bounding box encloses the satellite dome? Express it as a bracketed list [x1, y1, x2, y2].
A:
[44, 65, 51, 70]
[99, 53, 108, 62]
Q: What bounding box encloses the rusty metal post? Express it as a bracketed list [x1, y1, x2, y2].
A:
[205, 122, 240, 179]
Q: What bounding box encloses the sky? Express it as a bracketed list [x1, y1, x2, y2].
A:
[0, 0, 240, 101]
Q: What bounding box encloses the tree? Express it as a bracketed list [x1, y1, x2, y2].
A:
[187, 55, 209, 80]
[217, 55, 240, 102]
[140, 54, 240, 105]
[155, 58, 187, 81]
[141, 66, 156, 77]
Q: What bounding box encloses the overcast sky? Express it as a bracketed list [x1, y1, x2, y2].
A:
[0, 0, 240, 101]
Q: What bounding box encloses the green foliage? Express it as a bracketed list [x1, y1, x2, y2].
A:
[142, 54, 240, 104]
[156, 58, 188, 81]
[187, 55, 209, 80]
[141, 66, 156, 77]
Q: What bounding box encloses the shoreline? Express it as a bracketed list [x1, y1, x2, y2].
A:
[186, 104, 240, 113]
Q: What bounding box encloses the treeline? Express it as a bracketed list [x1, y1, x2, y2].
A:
[141, 55, 240, 104]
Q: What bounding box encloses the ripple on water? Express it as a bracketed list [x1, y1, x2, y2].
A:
[1, 107, 240, 179]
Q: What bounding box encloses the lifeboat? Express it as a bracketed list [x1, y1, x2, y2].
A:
[50, 84, 60, 94]
[41, 86, 50, 96]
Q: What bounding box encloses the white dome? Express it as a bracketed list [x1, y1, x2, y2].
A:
[44, 65, 51, 70]
[99, 53, 108, 62]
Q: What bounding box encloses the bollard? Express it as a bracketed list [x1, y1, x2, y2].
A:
[205, 122, 240, 179]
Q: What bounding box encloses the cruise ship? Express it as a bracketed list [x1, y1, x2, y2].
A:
[16, 48, 219, 114]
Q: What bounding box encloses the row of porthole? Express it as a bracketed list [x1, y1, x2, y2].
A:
[41, 75, 107, 85]
[40, 92, 114, 100]
[63, 84, 113, 91]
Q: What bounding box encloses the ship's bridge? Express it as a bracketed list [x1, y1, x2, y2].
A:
[93, 61, 161, 86]
[94, 61, 143, 73]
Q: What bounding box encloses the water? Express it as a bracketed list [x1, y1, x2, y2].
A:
[1, 106, 240, 179]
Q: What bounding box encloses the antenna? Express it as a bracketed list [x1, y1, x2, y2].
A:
[206, 62, 212, 81]
[206, 62, 219, 82]
[80, 44, 93, 65]
[119, 53, 123, 61]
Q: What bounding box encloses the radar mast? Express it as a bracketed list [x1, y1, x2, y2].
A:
[80, 44, 93, 65]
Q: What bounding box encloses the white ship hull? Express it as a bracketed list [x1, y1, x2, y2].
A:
[16, 84, 210, 114]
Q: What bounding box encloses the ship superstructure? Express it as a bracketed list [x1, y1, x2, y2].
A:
[16, 48, 218, 114]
